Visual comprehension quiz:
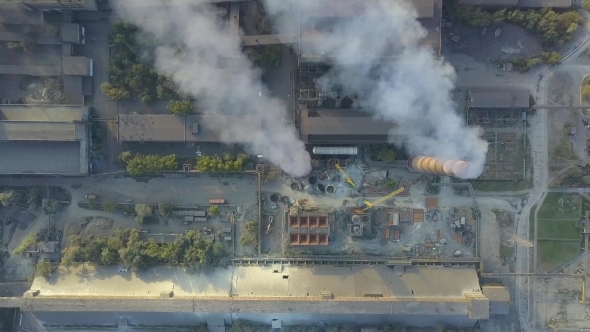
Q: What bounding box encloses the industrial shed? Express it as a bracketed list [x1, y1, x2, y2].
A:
[299, 108, 396, 143]
[456, 0, 570, 7]
[0, 105, 90, 175]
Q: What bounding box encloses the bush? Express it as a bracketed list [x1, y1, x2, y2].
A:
[36, 260, 56, 278]
[582, 85, 590, 99]
[43, 199, 62, 215]
[541, 51, 562, 65]
[0, 191, 15, 206]
[584, 0, 590, 10]
[14, 232, 39, 255]
[27, 187, 41, 209]
[7, 42, 25, 53]
[244, 221, 258, 233]
[167, 100, 195, 115]
[102, 200, 117, 213]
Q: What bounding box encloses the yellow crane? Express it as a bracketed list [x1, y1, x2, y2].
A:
[334, 164, 356, 188]
[361, 187, 405, 211]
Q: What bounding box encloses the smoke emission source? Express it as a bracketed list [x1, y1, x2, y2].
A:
[112, 0, 311, 177]
[264, 0, 488, 179]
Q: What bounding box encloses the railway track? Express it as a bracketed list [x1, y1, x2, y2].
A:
[230, 257, 480, 267]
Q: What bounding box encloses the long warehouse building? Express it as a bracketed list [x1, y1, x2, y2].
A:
[17, 264, 509, 328]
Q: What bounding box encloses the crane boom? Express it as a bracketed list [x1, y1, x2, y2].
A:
[363, 187, 405, 210]
[334, 164, 356, 188]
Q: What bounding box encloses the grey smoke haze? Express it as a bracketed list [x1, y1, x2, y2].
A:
[265, 0, 488, 179]
[113, 0, 311, 177]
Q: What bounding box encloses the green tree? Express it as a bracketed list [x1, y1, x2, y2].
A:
[584, 0, 590, 10]
[119, 151, 134, 164]
[167, 100, 195, 115]
[14, 232, 39, 255]
[101, 82, 130, 101]
[43, 199, 61, 215]
[158, 203, 173, 217]
[100, 248, 119, 265]
[541, 51, 561, 65]
[134, 204, 153, 224]
[102, 200, 117, 213]
[376, 148, 396, 163]
[582, 175, 590, 185]
[239, 234, 257, 247]
[0, 191, 15, 206]
[27, 187, 41, 209]
[248, 45, 282, 67]
[36, 260, 56, 278]
[244, 221, 258, 233]
[569, 166, 584, 178]
[385, 179, 397, 190]
[582, 85, 590, 99]
[455, 6, 492, 27]
[208, 205, 220, 216]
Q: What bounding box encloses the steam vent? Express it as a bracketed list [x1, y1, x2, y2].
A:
[409, 156, 471, 178]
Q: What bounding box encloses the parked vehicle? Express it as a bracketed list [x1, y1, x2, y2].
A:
[209, 198, 226, 204]
[85, 194, 98, 200]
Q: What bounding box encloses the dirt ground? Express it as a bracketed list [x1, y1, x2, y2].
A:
[547, 72, 577, 106]
[447, 22, 542, 64]
[533, 258, 589, 330]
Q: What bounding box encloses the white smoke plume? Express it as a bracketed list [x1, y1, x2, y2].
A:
[265, 0, 488, 179]
[112, 0, 312, 177]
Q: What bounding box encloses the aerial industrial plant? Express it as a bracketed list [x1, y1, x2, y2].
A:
[0, 0, 588, 331]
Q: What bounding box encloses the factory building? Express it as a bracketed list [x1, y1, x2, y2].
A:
[0, 105, 90, 175]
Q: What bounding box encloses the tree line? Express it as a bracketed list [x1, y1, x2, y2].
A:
[455, 7, 583, 47]
[61, 228, 228, 270]
[119, 151, 178, 176]
[196, 153, 248, 172]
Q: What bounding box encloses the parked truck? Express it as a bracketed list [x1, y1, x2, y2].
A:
[209, 198, 226, 204]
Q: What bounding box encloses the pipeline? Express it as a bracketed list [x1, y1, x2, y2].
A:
[408, 156, 471, 178]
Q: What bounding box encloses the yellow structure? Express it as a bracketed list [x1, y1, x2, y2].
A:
[335, 164, 356, 188]
[363, 187, 405, 211]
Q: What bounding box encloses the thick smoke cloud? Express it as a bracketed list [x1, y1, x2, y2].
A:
[265, 0, 488, 179]
[113, 0, 311, 177]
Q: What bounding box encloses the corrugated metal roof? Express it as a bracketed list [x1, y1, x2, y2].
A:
[300, 109, 396, 137]
[0, 122, 78, 141]
[0, 105, 83, 122]
[302, 0, 435, 19]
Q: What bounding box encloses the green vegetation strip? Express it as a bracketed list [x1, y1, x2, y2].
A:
[538, 240, 581, 268]
[537, 219, 581, 240]
[538, 193, 581, 220]
[61, 228, 228, 270]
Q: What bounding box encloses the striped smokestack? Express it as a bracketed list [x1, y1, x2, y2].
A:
[408, 156, 471, 178]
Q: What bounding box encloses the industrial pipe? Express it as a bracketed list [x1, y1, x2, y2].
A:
[408, 156, 471, 178]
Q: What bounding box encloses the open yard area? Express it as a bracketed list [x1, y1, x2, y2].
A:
[537, 193, 583, 272]
[468, 108, 527, 181]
